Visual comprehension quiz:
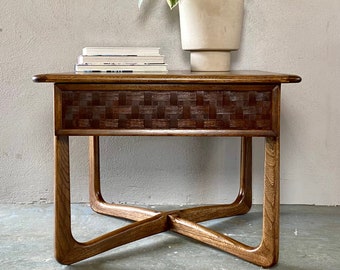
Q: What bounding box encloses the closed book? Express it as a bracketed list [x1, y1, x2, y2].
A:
[82, 47, 161, 56]
[75, 64, 168, 73]
[78, 55, 165, 65]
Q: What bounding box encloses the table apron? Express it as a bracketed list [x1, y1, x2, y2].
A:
[54, 83, 281, 137]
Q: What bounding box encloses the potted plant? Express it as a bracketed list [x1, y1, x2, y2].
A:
[139, 0, 244, 71]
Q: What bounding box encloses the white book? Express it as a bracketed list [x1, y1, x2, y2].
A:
[82, 47, 161, 56]
[75, 64, 168, 73]
[77, 55, 165, 65]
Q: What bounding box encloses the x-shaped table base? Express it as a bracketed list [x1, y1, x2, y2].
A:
[54, 136, 280, 268]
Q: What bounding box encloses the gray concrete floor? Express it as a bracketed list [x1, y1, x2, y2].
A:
[1, 204, 339, 270]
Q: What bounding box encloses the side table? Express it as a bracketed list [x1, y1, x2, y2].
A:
[33, 71, 301, 267]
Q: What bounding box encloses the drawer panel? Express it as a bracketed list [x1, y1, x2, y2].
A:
[55, 84, 279, 136]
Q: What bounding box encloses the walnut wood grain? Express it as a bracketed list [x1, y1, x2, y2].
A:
[55, 135, 170, 265]
[33, 70, 301, 84]
[168, 136, 280, 267]
[89, 136, 160, 222]
[54, 83, 280, 137]
[34, 71, 300, 267]
[88, 137, 252, 225]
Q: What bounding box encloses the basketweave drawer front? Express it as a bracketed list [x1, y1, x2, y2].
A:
[55, 84, 279, 135]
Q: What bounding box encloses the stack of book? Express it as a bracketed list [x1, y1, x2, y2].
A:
[75, 47, 167, 73]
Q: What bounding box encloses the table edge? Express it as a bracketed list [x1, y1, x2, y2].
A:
[32, 70, 302, 84]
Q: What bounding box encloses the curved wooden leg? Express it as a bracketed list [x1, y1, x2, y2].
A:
[89, 136, 160, 222]
[168, 136, 279, 268]
[237, 136, 253, 211]
[89, 136, 252, 224]
[54, 136, 74, 263]
[55, 135, 278, 267]
[173, 137, 252, 223]
[255, 136, 280, 267]
[54, 136, 169, 265]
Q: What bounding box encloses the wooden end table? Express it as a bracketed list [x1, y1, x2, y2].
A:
[33, 71, 301, 267]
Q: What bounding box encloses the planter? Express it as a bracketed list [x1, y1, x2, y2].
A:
[179, 0, 244, 71]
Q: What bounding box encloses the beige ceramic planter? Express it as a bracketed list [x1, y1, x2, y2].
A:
[179, 0, 244, 71]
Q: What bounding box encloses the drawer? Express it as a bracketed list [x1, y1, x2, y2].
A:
[54, 84, 280, 136]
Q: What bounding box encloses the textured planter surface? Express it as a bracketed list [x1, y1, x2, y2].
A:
[179, 0, 244, 71]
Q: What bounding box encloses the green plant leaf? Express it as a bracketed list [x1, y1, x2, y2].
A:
[166, 0, 179, 9]
[138, 0, 179, 10]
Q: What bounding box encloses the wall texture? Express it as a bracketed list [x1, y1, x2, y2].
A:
[0, 0, 339, 205]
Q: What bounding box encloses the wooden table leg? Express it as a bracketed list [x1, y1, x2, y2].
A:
[89, 137, 253, 223]
[168, 136, 280, 268]
[54, 136, 169, 265]
[62, 135, 279, 267]
[239, 136, 252, 210]
[256, 136, 280, 266]
[89, 136, 162, 221]
[165, 137, 252, 223]
[54, 136, 74, 263]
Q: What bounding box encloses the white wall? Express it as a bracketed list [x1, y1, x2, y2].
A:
[0, 0, 339, 205]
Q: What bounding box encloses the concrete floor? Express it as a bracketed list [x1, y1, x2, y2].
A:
[1, 204, 339, 270]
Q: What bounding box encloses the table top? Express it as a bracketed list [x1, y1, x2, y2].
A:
[33, 70, 301, 84]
